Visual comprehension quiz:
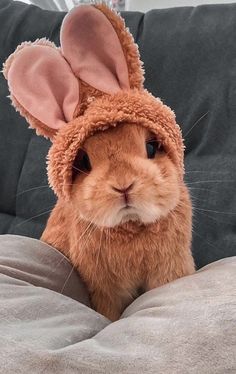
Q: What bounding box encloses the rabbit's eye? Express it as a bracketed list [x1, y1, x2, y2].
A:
[146, 140, 163, 159]
[81, 153, 92, 172]
[72, 150, 91, 181]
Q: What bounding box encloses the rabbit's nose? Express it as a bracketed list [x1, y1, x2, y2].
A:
[111, 182, 134, 194]
[111, 182, 134, 205]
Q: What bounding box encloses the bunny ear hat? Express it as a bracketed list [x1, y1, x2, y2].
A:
[3, 4, 184, 200]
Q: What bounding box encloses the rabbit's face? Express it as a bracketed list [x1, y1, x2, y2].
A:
[71, 123, 181, 227]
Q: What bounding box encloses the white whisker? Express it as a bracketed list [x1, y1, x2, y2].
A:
[15, 207, 55, 227]
[185, 170, 230, 174]
[194, 207, 236, 215]
[187, 180, 234, 184]
[72, 166, 89, 176]
[16, 185, 50, 196]
[60, 265, 75, 294]
[184, 111, 209, 139]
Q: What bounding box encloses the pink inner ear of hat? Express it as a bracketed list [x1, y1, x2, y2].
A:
[7, 45, 79, 130]
[6, 5, 131, 135]
[60, 5, 130, 94]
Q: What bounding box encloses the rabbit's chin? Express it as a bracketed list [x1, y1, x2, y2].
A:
[80, 204, 170, 228]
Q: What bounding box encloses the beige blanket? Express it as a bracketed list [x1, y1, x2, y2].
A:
[0, 235, 235, 373]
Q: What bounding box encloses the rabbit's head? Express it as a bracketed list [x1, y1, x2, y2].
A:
[70, 120, 181, 227]
[3, 4, 185, 227]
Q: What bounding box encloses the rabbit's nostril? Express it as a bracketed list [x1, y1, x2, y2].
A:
[111, 182, 134, 194]
[111, 182, 135, 206]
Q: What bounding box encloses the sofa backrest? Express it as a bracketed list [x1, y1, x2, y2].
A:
[0, 0, 236, 269]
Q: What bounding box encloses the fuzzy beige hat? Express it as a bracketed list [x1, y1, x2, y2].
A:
[3, 4, 184, 200]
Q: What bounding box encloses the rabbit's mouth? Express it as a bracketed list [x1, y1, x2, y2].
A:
[119, 205, 138, 221]
[120, 212, 140, 224]
[117, 201, 168, 226]
[121, 204, 132, 210]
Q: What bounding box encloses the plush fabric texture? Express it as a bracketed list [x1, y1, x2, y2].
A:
[3, 4, 184, 199]
[60, 5, 131, 94]
[5, 40, 80, 131]
[0, 0, 236, 269]
[3, 3, 144, 141]
[0, 235, 235, 373]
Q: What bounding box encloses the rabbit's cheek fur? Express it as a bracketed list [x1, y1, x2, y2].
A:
[130, 156, 180, 221]
[72, 155, 180, 228]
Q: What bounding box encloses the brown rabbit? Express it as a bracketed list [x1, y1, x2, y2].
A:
[3, 4, 195, 321]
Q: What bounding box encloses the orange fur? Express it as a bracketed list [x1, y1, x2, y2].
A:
[42, 124, 195, 321]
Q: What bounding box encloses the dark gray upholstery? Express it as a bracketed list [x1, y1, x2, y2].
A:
[0, 0, 236, 269]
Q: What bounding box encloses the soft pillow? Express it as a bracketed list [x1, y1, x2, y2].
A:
[0, 235, 235, 373]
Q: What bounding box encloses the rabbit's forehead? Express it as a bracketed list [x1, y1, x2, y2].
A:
[84, 123, 148, 156]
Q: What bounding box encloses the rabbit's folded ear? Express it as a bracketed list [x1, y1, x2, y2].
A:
[61, 4, 143, 94]
[3, 41, 79, 139]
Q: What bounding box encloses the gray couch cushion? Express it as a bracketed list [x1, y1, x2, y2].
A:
[0, 0, 236, 268]
[0, 235, 235, 373]
[0, 234, 90, 305]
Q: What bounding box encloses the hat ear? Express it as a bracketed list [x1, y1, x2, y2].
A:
[60, 4, 144, 95]
[3, 40, 79, 139]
